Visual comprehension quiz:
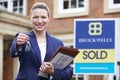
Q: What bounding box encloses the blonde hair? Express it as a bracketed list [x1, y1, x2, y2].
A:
[30, 2, 50, 17]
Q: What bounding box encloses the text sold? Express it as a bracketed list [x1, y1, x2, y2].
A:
[82, 50, 107, 59]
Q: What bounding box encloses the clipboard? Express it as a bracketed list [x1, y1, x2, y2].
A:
[48, 46, 79, 70]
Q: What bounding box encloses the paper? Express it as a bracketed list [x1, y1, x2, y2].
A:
[50, 52, 74, 69]
[48, 46, 79, 70]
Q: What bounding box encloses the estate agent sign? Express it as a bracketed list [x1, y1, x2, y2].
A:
[74, 18, 117, 74]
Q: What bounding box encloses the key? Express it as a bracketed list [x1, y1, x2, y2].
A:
[25, 41, 31, 52]
[27, 41, 31, 51]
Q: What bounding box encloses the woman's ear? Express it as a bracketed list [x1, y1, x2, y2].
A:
[27, 16, 32, 26]
[48, 16, 50, 23]
[28, 16, 31, 20]
[28, 16, 32, 23]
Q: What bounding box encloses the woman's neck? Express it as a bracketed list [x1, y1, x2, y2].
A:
[34, 30, 46, 44]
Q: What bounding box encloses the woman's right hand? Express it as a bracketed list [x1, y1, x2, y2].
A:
[16, 33, 29, 46]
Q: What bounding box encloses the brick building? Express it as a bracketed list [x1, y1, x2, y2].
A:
[0, 0, 120, 80]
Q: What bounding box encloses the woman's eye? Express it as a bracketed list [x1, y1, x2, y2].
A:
[41, 16, 47, 19]
[33, 16, 38, 19]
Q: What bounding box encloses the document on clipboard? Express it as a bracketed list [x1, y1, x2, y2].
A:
[48, 46, 79, 70]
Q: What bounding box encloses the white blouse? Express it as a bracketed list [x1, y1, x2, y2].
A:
[38, 43, 46, 62]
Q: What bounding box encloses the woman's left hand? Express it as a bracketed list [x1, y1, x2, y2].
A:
[39, 62, 54, 75]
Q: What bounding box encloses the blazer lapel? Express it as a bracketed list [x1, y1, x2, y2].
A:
[44, 33, 55, 62]
[28, 31, 56, 63]
[28, 31, 42, 64]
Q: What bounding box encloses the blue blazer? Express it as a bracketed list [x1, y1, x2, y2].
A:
[10, 31, 73, 80]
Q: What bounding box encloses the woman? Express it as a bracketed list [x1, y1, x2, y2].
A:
[10, 2, 73, 80]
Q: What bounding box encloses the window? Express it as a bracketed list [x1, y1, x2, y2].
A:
[63, 0, 84, 9]
[72, 74, 84, 80]
[104, 0, 120, 13]
[54, 0, 89, 18]
[0, 0, 26, 15]
[0, 0, 8, 10]
[13, 0, 23, 14]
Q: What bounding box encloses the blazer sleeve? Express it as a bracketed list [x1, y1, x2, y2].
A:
[52, 65, 73, 80]
[10, 33, 26, 58]
[52, 39, 73, 80]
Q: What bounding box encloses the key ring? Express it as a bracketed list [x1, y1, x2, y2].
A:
[25, 41, 31, 52]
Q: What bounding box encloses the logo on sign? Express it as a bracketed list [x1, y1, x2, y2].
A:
[88, 22, 102, 36]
